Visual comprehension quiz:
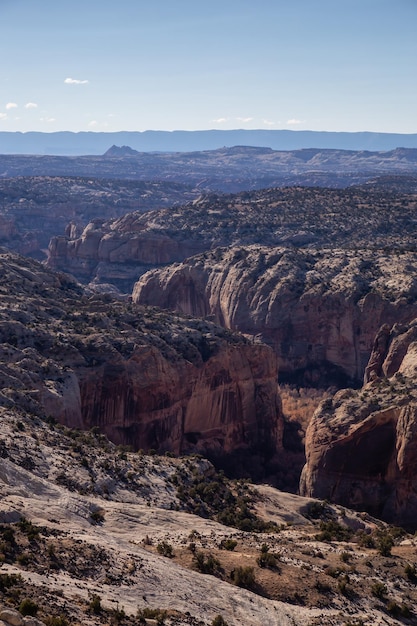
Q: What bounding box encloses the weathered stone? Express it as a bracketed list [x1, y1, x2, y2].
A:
[0, 251, 283, 470]
[0, 610, 24, 626]
[133, 246, 417, 385]
[301, 318, 417, 530]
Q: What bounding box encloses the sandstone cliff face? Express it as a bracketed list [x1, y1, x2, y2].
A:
[78, 341, 282, 463]
[300, 318, 417, 530]
[0, 252, 282, 469]
[133, 246, 417, 385]
[46, 182, 417, 293]
[0, 176, 198, 261]
[47, 215, 205, 291]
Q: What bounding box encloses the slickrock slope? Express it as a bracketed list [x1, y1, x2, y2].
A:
[0, 251, 281, 467]
[47, 183, 417, 292]
[133, 246, 417, 385]
[300, 318, 417, 530]
[1, 410, 417, 625]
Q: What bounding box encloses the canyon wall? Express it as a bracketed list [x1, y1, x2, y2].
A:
[77, 341, 282, 466]
[300, 318, 417, 530]
[47, 216, 205, 291]
[0, 252, 282, 471]
[133, 246, 417, 385]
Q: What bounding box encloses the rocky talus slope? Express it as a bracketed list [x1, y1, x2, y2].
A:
[133, 246, 417, 386]
[0, 251, 281, 468]
[46, 183, 417, 292]
[300, 318, 417, 530]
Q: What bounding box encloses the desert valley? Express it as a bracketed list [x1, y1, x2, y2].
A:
[1, 140, 417, 625]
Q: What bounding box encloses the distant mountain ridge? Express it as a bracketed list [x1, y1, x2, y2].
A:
[1, 129, 417, 155]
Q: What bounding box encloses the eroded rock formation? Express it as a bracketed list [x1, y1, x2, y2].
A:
[0, 252, 282, 470]
[133, 246, 417, 385]
[300, 318, 417, 530]
[47, 214, 206, 292]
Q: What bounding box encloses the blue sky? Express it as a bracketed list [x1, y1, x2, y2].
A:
[1, 0, 416, 133]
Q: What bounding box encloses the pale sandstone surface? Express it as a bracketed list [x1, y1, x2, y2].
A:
[0, 411, 413, 626]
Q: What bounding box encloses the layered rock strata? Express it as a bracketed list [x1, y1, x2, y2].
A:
[300, 318, 417, 530]
[0, 252, 282, 467]
[47, 215, 206, 292]
[133, 246, 417, 385]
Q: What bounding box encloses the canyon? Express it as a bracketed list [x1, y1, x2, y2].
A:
[132, 246, 417, 386]
[300, 317, 417, 531]
[0, 251, 282, 471]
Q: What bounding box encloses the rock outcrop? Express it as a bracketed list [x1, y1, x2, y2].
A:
[0, 176, 197, 261]
[47, 182, 417, 293]
[0, 252, 282, 470]
[300, 318, 417, 530]
[133, 246, 417, 385]
[47, 214, 206, 292]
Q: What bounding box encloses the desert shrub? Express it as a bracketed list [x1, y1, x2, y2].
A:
[356, 530, 375, 548]
[376, 532, 394, 557]
[337, 574, 352, 597]
[89, 594, 102, 614]
[111, 605, 126, 622]
[405, 562, 417, 582]
[303, 500, 326, 520]
[231, 566, 256, 590]
[211, 616, 229, 626]
[17, 517, 40, 540]
[17, 552, 30, 566]
[90, 509, 105, 525]
[386, 601, 411, 617]
[193, 551, 223, 577]
[156, 541, 174, 558]
[371, 581, 387, 598]
[315, 580, 332, 593]
[0, 525, 15, 544]
[137, 607, 167, 624]
[257, 544, 279, 569]
[340, 551, 351, 563]
[19, 598, 39, 616]
[0, 573, 23, 592]
[219, 538, 237, 551]
[45, 617, 69, 626]
[315, 520, 353, 542]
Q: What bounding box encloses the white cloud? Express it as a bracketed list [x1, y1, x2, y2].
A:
[25, 102, 38, 109]
[212, 117, 228, 124]
[40, 117, 56, 123]
[6, 102, 18, 110]
[263, 119, 276, 126]
[64, 77, 89, 85]
[236, 117, 253, 123]
[0, 113, 7, 120]
[287, 118, 304, 126]
[88, 120, 98, 127]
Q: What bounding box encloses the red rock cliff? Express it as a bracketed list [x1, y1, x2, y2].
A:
[300, 318, 417, 530]
[133, 246, 417, 385]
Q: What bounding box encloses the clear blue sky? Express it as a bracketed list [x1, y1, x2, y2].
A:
[1, 0, 416, 133]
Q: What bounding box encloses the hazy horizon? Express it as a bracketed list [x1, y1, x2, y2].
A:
[1, 0, 416, 135]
